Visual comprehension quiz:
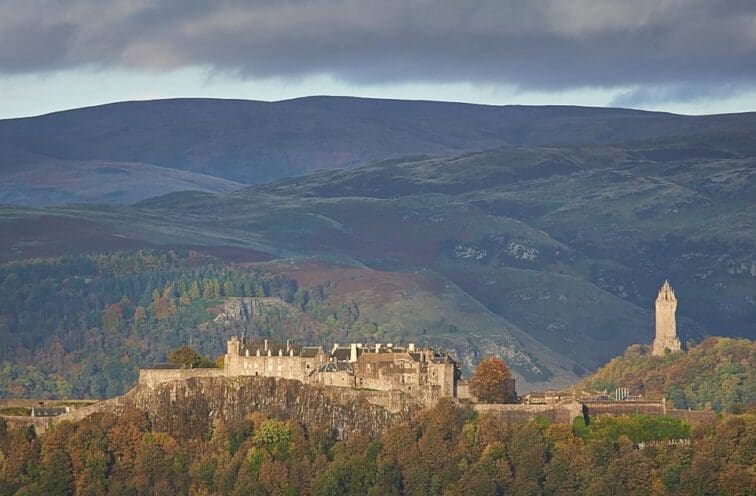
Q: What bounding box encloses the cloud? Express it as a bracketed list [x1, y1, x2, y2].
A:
[610, 83, 747, 108]
[0, 0, 754, 94]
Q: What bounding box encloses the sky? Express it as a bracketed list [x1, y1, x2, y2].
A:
[1, 0, 755, 118]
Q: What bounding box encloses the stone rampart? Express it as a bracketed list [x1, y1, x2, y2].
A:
[138, 368, 226, 388]
[586, 401, 666, 417]
[0, 399, 94, 409]
[473, 401, 584, 425]
[0, 415, 54, 435]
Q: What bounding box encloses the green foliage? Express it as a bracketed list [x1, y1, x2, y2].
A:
[579, 337, 755, 412]
[573, 414, 691, 443]
[0, 250, 300, 398]
[253, 420, 291, 449]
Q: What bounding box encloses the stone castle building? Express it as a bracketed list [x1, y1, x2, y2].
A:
[224, 337, 460, 400]
[652, 280, 681, 356]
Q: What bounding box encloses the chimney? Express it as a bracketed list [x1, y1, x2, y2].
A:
[408, 342, 415, 352]
[290, 348, 294, 357]
[350, 343, 358, 363]
[375, 343, 381, 352]
[264, 339, 269, 351]
[286, 339, 291, 351]
[332, 343, 339, 353]
[279, 349, 283, 357]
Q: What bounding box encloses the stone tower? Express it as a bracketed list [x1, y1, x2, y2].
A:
[652, 280, 681, 356]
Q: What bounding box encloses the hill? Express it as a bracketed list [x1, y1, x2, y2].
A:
[578, 337, 755, 412]
[0, 147, 243, 206]
[2, 97, 756, 205]
[0, 132, 753, 393]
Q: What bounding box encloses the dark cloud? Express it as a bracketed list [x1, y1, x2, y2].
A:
[1, 0, 754, 93]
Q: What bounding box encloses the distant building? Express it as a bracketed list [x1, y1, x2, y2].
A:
[652, 280, 682, 356]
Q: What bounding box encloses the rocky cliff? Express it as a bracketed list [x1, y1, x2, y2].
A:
[122, 376, 421, 441]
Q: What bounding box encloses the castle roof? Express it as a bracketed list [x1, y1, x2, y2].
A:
[318, 361, 354, 374]
[241, 340, 303, 356]
[331, 347, 357, 361]
[300, 347, 324, 358]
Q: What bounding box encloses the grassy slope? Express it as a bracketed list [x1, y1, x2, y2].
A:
[0, 155, 244, 206]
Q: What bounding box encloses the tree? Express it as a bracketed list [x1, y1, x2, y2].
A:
[469, 357, 515, 403]
[168, 346, 202, 368]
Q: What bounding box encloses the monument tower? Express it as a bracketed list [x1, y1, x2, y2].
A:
[652, 280, 681, 356]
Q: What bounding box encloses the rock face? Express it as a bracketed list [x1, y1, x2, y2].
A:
[127, 376, 422, 441]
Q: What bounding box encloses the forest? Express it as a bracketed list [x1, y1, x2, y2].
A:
[0, 250, 305, 398]
[0, 400, 752, 496]
[579, 338, 755, 413]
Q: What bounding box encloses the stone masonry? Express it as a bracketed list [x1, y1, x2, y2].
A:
[652, 280, 682, 356]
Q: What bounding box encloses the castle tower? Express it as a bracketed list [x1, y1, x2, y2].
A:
[652, 280, 681, 356]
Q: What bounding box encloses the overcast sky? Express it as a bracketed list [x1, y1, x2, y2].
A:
[1, 0, 755, 118]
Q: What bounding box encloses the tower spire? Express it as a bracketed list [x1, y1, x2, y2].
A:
[652, 279, 681, 356]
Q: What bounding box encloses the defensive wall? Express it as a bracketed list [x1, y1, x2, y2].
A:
[138, 367, 226, 388]
[0, 399, 95, 409]
[473, 400, 585, 425]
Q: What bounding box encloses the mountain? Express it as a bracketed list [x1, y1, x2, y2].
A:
[2, 97, 756, 204]
[0, 127, 753, 393]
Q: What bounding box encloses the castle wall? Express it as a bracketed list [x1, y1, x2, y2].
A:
[312, 371, 355, 388]
[456, 381, 472, 400]
[225, 352, 326, 383]
[429, 361, 456, 397]
[473, 401, 583, 425]
[138, 368, 226, 388]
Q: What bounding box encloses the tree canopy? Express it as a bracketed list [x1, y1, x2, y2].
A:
[579, 337, 755, 412]
[168, 346, 202, 368]
[1, 402, 753, 495]
[469, 357, 515, 404]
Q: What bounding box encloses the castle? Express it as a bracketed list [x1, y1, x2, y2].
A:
[225, 337, 460, 400]
[652, 280, 681, 356]
[140, 337, 466, 404]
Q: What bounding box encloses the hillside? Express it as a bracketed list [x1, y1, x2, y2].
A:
[0, 132, 753, 393]
[2, 97, 756, 204]
[578, 337, 755, 412]
[0, 150, 243, 206]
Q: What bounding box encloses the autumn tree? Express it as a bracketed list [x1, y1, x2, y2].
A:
[469, 357, 515, 403]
